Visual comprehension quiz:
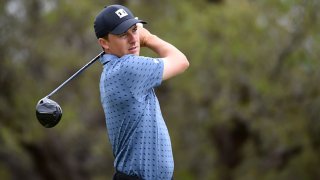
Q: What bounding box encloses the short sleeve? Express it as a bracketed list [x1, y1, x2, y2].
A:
[120, 55, 164, 102]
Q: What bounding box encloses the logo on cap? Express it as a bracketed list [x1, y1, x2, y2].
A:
[115, 9, 128, 18]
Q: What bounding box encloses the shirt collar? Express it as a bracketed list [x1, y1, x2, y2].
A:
[99, 53, 137, 65]
[99, 54, 118, 65]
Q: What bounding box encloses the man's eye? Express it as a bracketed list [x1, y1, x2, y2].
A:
[119, 33, 127, 37]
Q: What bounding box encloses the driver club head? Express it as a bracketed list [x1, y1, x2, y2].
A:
[36, 97, 62, 128]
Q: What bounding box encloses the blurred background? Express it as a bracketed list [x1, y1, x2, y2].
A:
[1, 0, 320, 179]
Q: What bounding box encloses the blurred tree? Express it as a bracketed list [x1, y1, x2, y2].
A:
[207, 0, 224, 4]
[0, 0, 320, 179]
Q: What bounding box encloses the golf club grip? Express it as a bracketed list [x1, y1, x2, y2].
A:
[46, 51, 105, 98]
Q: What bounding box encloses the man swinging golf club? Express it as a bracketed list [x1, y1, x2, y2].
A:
[94, 4, 189, 180]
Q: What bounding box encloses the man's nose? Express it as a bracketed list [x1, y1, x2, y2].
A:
[127, 32, 137, 43]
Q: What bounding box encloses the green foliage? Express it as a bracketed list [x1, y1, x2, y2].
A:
[1, 0, 320, 179]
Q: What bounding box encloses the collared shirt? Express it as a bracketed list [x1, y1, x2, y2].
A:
[99, 54, 174, 179]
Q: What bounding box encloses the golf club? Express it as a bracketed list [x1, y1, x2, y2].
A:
[36, 51, 104, 128]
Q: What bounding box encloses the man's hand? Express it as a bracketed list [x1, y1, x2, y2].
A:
[138, 25, 152, 47]
[137, 24, 189, 80]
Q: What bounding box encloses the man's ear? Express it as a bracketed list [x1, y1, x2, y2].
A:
[98, 38, 109, 50]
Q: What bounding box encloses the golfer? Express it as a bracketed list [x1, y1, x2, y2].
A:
[94, 4, 189, 180]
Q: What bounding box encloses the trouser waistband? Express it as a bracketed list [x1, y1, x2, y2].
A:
[113, 171, 141, 180]
[113, 171, 174, 180]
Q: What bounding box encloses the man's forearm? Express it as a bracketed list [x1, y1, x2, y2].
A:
[143, 34, 185, 60]
[139, 27, 189, 80]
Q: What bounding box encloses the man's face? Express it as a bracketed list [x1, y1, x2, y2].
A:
[103, 25, 140, 57]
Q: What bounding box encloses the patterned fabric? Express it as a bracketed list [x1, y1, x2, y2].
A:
[99, 54, 174, 179]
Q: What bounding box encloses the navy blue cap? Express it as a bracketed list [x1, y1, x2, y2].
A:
[94, 5, 146, 38]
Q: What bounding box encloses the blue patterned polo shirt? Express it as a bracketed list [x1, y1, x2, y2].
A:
[99, 54, 174, 179]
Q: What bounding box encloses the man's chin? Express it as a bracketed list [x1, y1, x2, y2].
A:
[129, 51, 140, 56]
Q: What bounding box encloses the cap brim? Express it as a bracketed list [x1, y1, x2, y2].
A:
[111, 19, 147, 35]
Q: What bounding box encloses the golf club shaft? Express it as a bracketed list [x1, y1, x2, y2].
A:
[46, 51, 105, 98]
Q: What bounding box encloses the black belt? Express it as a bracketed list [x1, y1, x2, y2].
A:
[113, 171, 174, 180]
[113, 171, 141, 180]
